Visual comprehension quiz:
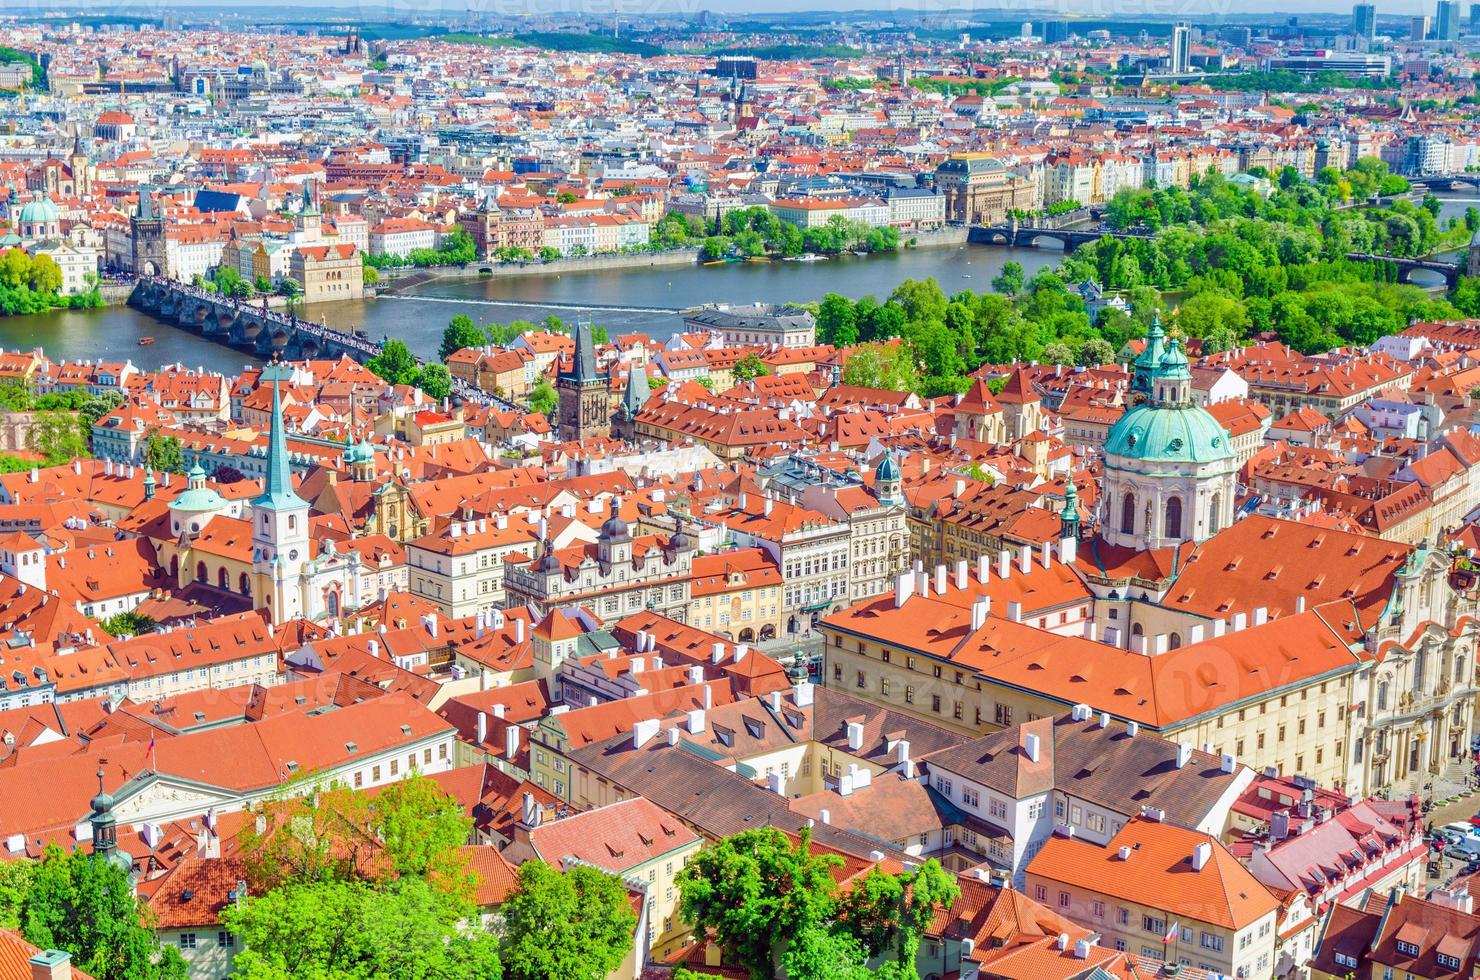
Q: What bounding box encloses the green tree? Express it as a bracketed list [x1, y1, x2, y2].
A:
[440, 314, 486, 361]
[527, 376, 557, 416]
[98, 610, 156, 637]
[27, 412, 88, 465]
[0, 858, 36, 929]
[677, 828, 842, 980]
[367, 339, 420, 387]
[79, 391, 125, 427]
[499, 861, 637, 980]
[1078, 337, 1116, 365]
[991, 260, 1025, 296]
[842, 342, 920, 392]
[732, 353, 771, 384]
[416, 363, 453, 400]
[29, 254, 62, 295]
[22, 845, 188, 980]
[817, 293, 858, 347]
[223, 877, 500, 980]
[362, 264, 380, 287]
[142, 431, 186, 474]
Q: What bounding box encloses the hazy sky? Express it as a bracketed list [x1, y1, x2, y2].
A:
[13, 0, 1440, 17]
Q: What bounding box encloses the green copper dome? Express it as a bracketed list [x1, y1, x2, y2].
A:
[17, 193, 60, 225]
[1104, 402, 1234, 466]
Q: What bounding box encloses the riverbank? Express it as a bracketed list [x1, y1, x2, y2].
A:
[377, 225, 972, 287]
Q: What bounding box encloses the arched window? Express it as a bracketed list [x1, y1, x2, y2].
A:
[326, 590, 340, 618]
[1120, 491, 1136, 535]
[1165, 497, 1183, 540]
[195, 561, 207, 583]
[217, 567, 229, 589]
[1377, 680, 1389, 711]
[1208, 492, 1221, 534]
[239, 573, 250, 596]
[1132, 623, 1144, 637]
[169, 555, 179, 579]
[1168, 633, 1182, 650]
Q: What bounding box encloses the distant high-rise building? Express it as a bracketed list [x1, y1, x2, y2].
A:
[1020, 21, 1034, 39]
[1043, 20, 1069, 44]
[1169, 21, 1192, 73]
[1412, 14, 1433, 39]
[1220, 25, 1253, 48]
[1353, 3, 1377, 39]
[1438, 0, 1461, 38]
[1472, 2, 1480, 33]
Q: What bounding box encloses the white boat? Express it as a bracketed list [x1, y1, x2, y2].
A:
[786, 253, 827, 262]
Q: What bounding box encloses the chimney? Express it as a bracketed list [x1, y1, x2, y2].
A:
[894, 570, 914, 607]
[971, 597, 989, 631]
[846, 721, 865, 751]
[1006, 600, 1022, 623]
[934, 564, 946, 595]
[1040, 541, 1052, 569]
[633, 718, 660, 748]
[1024, 732, 1040, 762]
[1188, 623, 1205, 644]
[1058, 534, 1077, 564]
[793, 679, 815, 707]
[505, 724, 519, 760]
[1098, 711, 1110, 728]
[1191, 842, 1212, 871]
[1231, 611, 1247, 632]
[1221, 753, 1236, 773]
[28, 950, 71, 980]
[687, 709, 706, 733]
[818, 808, 830, 825]
[977, 552, 991, 583]
[1017, 544, 1032, 574]
[915, 569, 929, 598]
[1295, 595, 1306, 613]
[476, 712, 488, 745]
[1253, 606, 1268, 626]
[1176, 743, 1192, 768]
[1126, 721, 1139, 738]
[998, 549, 1011, 579]
[515, 618, 526, 643]
[954, 559, 969, 590]
[711, 642, 725, 664]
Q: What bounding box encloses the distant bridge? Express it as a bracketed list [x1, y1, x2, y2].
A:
[130, 277, 382, 363]
[970, 224, 1461, 287]
[128, 278, 517, 409]
[1405, 173, 1480, 192]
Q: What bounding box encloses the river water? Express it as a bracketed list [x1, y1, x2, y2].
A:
[13, 185, 1479, 376]
[0, 242, 1061, 374]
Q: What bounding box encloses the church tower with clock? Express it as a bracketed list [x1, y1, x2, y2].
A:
[558, 321, 611, 442]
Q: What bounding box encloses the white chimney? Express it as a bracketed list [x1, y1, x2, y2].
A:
[818, 808, 830, 825]
[1220, 753, 1236, 773]
[971, 597, 989, 631]
[505, 724, 519, 759]
[934, 564, 946, 595]
[476, 712, 488, 744]
[1253, 606, 1268, 626]
[1176, 743, 1192, 768]
[846, 721, 864, 751]
[1007, 600, 1022, 623]
[894, 570, 914, 607]
[633, 717, 660, 748]
[686, 709, 706, 734]
[1024, 732, 1040, 762]
[998, 549, 1012, 579]
[977, 552, 991, 583]
[1126, 721, 1139, 738]
[1040, 541, 1052, 568]
[1058, 534, 1077, 564]
[515, 618, 526, 643]
[1231, 611, 1247, 632]
[1018, 544, 1032, 574]
[1191, 841, 1212, 871]
[955, 559, 969, 590]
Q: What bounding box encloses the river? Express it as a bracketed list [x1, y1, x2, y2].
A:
[0, 242, 1062, 374]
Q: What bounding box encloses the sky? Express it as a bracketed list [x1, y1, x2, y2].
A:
[10, 0, 1438, 18]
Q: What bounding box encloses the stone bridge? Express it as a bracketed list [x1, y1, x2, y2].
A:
[129, 277, 382, 363]
[1406, 173, 1480, 193]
